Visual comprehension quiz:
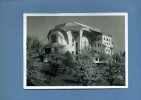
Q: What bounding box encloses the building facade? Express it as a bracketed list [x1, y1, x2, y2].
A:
[46, 22, 114, 63]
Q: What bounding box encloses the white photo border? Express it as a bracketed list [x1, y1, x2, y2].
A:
[23, 13, 128, 89]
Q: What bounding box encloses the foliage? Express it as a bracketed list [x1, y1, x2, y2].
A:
[62, 51, 74, 73]
[72, 53, 99, 86]
[27, 36, 43, 53]
[26, 35, 125, 86]
[43, 51, 74, 82]
[27, 36, 46, 85]
[45, 52, 64, 74]
[99, 53, 125, 86]
[42, 50, 69, 83]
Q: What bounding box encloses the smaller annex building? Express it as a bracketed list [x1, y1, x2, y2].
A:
[45, 22, 114, 63]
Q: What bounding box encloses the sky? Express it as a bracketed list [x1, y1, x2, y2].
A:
[27, 15, 125, 53]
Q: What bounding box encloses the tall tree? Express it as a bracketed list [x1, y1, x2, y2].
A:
[26, 36, 46, 85]
[72, 52, 99, 86]
[100, 53, 125, 86]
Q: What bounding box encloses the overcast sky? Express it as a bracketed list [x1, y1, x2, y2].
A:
[27, 15, 125, 53]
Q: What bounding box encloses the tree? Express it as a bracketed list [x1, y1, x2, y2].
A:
[27, 36, 46, 85]
[62, 51, 74, 73]
[72, 53, 99, 86]
[42, 45, 74, 83]
[100, 53, 125, 86]
[112, 53, 121, 63]
[42, 50, 65, 83]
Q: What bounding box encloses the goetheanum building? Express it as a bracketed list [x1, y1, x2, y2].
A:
[46, 22, 114, 63]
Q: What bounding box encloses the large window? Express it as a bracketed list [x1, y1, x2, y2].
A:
[51, 35, 57, 43]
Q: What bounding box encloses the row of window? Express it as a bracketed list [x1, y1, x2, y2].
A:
[95, 42, 111, 47]
[104, 37, 111, 42]
[94, 37, 101, 41]
[94, 51, 100, 54]
[104, 42, 111, 46]
[95, 57, 102, 61]
[94, 37, 111, 42]
[95, 43, 101, 47]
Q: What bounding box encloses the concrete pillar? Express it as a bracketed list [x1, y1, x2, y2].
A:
[79, 29, 83, 54]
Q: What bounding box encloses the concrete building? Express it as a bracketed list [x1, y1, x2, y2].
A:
[45, 22, 114, 63]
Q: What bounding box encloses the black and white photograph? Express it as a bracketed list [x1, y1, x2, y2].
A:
[23, 13, 128, 89]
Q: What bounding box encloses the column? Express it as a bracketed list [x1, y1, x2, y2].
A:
[79, 29, 83, 54]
